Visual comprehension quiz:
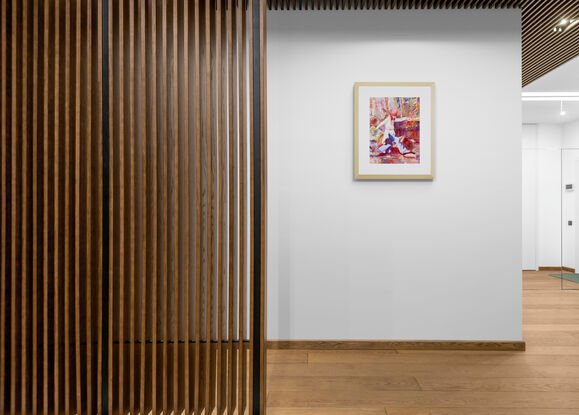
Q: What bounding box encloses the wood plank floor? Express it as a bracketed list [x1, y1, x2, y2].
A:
[266, 271, 579, 415]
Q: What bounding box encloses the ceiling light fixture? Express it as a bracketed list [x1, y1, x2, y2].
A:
[553, 18, 579, 33]
[522, 92, 579, 102]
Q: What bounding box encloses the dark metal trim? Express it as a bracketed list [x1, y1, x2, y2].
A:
[252, 0, 262, 413]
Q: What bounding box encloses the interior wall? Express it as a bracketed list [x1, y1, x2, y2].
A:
[267, 10, 522, 341]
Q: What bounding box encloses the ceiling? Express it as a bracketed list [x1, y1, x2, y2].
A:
[523, 55, 579, 124]
[266, 0, 579, 88]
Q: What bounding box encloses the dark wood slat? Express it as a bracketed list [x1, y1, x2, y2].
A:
[193, 0, 203, 411]
[65, 0, 75, 410]
[53, 0, 61, 410]
[138, 0, 147, 413]
[21, 0, 29, 411]
[247, 0, 254, 411]
[86, 0, 94, 411]
[64, 0, 72, 410]
[238, 0, 248, 411]
[183, 0, 192, 411]
[31, 0, 39, 412]
[161, 0, 169, 412]
[42, 0, 50, 412]
[259, 0, 267, 411]
[149, 0, 159, 412]
[10, 1, 17, 409]
[118, 0, 126, 411]
[74, 0, 82, 412]
[172, 0, 180, 411]
[128, 0, 136, 412]
[107, 0, 114, 410]
[97, 0, 104, 412]
[204, 0, 214, 408]
[0, 0, 7, 411]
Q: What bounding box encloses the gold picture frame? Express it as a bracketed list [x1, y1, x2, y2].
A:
[354, 82, 435, 180]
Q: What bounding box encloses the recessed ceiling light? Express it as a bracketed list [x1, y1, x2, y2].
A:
[553, 18, 578, 33]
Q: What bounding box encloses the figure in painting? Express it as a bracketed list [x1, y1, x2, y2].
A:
[369, 97, 420, 164]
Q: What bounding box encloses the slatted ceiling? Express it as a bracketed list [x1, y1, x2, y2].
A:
[522, 0, 579, 86]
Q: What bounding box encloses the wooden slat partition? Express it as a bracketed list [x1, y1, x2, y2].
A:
[0, 0, 103, 413]
[1, 0, 267, 413]
[106, 0, 266, 414]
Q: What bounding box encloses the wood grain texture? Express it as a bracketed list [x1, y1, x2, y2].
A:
[129, 0, 136, 413]
[138, 0, 147, 413]
[0, 1, 263, 413]
[0, 1, 102, 413]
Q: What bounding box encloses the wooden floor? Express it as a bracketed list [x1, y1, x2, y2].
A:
[266, 271, 579, 415]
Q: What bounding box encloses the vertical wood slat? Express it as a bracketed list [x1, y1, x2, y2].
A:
[0, 0, 7, 410]
[238, 0, 248, 411]
[204, 0, 214, 408]
[108, 0, 114, 410]
[138, 0, 148, 413]
[97, 0, 104, 410]
[41, 0, 49, 411]
[10, 3, 18, 413]
[54, 0, 61, 411]
[86, 0, 94, 411]
[150, 0, 159, 412]
[64, 0, 71, 410]
[21, 0, 29, 411]
[193, 0, 203, 411]
[118, 0, 126, 411]
[260, 0, 268, 411]
[129, 0, 136, 412]
[161, 0, 169, 412]
[172, 0, 180, 410]
[216, 0, 225, 412]
[31, 0, 39, 411]
[74, 0, 82, 412]
[183, 0, 192, 411]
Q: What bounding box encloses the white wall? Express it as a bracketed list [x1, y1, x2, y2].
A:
[267, 10, 522, 341]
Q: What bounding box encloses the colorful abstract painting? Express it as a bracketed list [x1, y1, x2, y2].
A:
[355, 83, 434, 179]
[369, 97, 420, 165]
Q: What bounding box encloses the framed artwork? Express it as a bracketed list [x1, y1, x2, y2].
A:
[354, 82, 435, 180]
